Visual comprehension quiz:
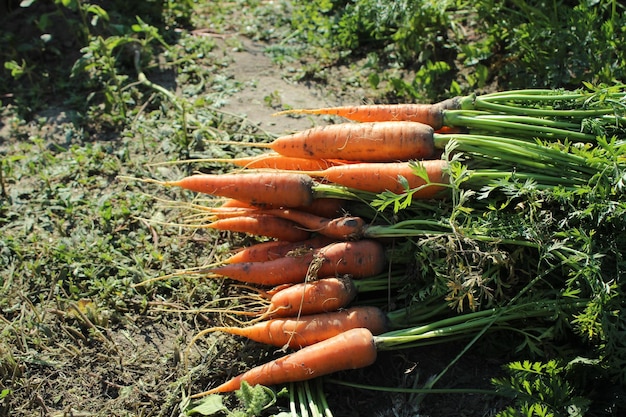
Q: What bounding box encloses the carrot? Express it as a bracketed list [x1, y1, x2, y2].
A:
[224, 235, 336, 264]
[207, 240, 386, 286]
[205, 153, 347, 171]
[259, 208, 368, 241]
[190, 327, 378, 396]
[260, 121, 436, 162]
[303, 159, 449, 196]
[272, 97, 461, 130]
[193, 306, 389, 349]
[220, 197, 348, 219]
[205, 215, 311, 242]
[263, 276, 358, 318]
[153, 172, 315, 208]
[210, 206, 367, 240]
[298, 197, 348, 218]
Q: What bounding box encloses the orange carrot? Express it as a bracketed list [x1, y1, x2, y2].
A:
[273, 97, 461, 130]
[190, 327, 378, 396]
[260, 208, 368, 241]
[205, 215, 311, 242]
[304, 159, 449, 197]
[224, 235, 336, 264]
[209, 207, 367, 240]
[264, 276, 357, 318]
[213, 153, 346, 171]
[197, 306, 389, 349]
[156, 172, 315, 208]
[263, 121, 436, 162]
[207, 240, 386, 286]
[222, 197, 348, 219]
[300, 197, 348, 218]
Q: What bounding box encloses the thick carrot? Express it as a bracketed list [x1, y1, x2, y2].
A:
[224, 235, 336, 264]
[205, 215, 311, 242]
[207, 240, 386, 286]
[197, 306, 389, 349]
[263, 121, 436, 162]
[273, 97, 461, 130]
[155, 172, 315, 208]
[190, 327, 378, 396]
[299, 197, 348, 218]
[304, 159, 449, 196]
[264, 276, 357, 318]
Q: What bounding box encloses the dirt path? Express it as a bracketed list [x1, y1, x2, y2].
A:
[218, 37, 352, 135]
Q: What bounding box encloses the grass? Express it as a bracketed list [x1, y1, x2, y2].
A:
[1, 0, 625, 416]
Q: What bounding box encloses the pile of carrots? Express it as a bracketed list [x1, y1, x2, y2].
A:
[136, 86, 626, 402]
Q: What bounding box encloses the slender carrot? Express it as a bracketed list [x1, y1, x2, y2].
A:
[205, 215, 311, 242]
[303, 159, 449, 196]
[190, 327, 378, 396]
[235, 208, 367, 241]
[263, 276, 358, 318]
[194, 306, 389, 349]
[206, 153, 347, 171]
[224, 235, 336, 264]
[152, 172, 315, 208]
[207, 240, 386, 286]
[220, 197, 348, 218]
[272, 97, 461, 130]
[259, 121, 436, 162]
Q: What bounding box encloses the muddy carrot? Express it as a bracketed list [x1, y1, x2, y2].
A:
[207, 240, 387, 286]
[145, 172, 315, 208]
[273, 97, 461, 130]
[224, 235, 336, 264]
[190, 327, 378, 396]
[192, 306, 389, 350]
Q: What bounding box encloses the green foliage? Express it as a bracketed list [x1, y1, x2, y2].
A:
[185, 383, 278, 417]
[492, 360, 591, 417]
[0, 0, 193, 122]
[475, 0, 626, 88]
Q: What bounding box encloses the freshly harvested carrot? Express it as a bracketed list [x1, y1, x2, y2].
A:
[264, 276, 358, 318]
[224, 235, 336, 264]
[259, 121, 436, 162]
[259, 208, 368, 241]
[207, 240, 386, 286]
[222, 197, 348, 219]
[190, 327, 378, 396]
[206, 153, 346, 171]
[152, 172, 315, 208]
[194, 306, 389, 349]
[304, 159, 449, 197]
[205, 215, 311, 242]
[299, 197, 348, 218]
[273, 97, 461, 130]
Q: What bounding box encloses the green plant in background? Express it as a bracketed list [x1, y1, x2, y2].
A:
[0, 0, 193, 127]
